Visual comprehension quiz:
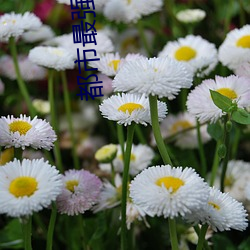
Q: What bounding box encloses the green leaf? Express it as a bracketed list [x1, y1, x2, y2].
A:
[209, 90, 234, 112]
[232, 109, 250, 125]
[0, 219, 23, 249]
[207, 122, 223, 141]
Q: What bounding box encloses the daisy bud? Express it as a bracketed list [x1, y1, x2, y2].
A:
[95, 144, 118, 163]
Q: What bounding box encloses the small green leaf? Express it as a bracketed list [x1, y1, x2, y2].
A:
[207, 122, 223, 141]
[232, 109, 250, 125]
[209, 90, 234, 112]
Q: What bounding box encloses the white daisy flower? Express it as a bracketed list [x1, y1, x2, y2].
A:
[176, 9, 206, 23]
[125, 201, 148, 229]
[99, 144, 155, 176]
[187, 75, 250, 123]
[0, 12, 41, 42]
[218, 24, 250, 70]
[103, 0, 163, 23]
[0, 114, 57, 150]
[22, 24, 55, 43]
[113, 57, 193, 99]
[28, 46, 75, 71]
[130, 165, 209, 218]
[0, 55, 47, 81]
[0, 158, 62, 217]
[158, 35, 218, 77]
[88, 52, 145, 77]
[213, 160, 250, 202]
[99, 93, 167, 126]
[93, 174, 122, 212]
[151, 112, 210, 149]
[46, 31, 114, 59]
[186, 187, 248, 232]
[235, 62, 250, 78]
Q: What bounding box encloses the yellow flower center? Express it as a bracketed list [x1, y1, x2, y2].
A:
[118, 153, 136, 161]
[108, 60, 121, 71]
[208, 201, 220, 210]
[66, 180, 79, 192]
[224, 176, 234, 187]
[9, 177, 38, 197]
[155, 176, 184, 193]
[127, 0, 131, 4]
[118, 103, 144, 114]
[171, 120, 192, 134]
[0, 148, 14, 166]
[216, 88, 237, 99]
[236, 35, 250, 48]
[174, 46, 197, 61]
[9, 121, 32, 135]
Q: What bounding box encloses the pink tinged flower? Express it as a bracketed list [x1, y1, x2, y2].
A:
[0, 55, 47, 81]
[56, 169, 102, 216]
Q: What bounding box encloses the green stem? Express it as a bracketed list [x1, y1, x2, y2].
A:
[61, 71, 80, 169]
[9, 37, 36, 117]
[209, 141, 221, 186]
[48, 70, 63, 172]
[220, 116, 230, 192]
[21, 216, 32, 250]
[149, 95, 172, 165]
[231, 126, 240, 159]
[194, 226, 211, 250]
[46, 203, 57, 250]
[196, 120, 207, 179]
[168, 218, 179, 250]
[78, 215, 88, 250]
[238, 0, 246, 26]
[121, 124, 135, 250]
[196, 224, 209, 250]
[117, 124, 125, 156]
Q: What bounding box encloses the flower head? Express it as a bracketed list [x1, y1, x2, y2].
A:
[0, 114, 57, 150]
[88, 52, 145, 77]
[56, 169, 102, 216]
[187, 75, 250, 123]
[218, 24, 250, 70]
[103, 0, 163, 23]
[28, 46, 75, 71]
[186, 187, 248, 232]
[95, 144, 118, 163]
[113, 57, 193, 99]
[176, 9, 206, 23]
[0, 158, 62, 217]
[22, 24, 55, 43]
[130, 165, 209, 218]
[99, 93, 167, 126]
[159, 35, 218, 77]
[99, 144, 155, 176]
[47, 31, 114, 59]
[0, 55, 47, 81]
[151, 112, 210, 149]
[0, 12, 41, 42]
[93, 174, 122, 212]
